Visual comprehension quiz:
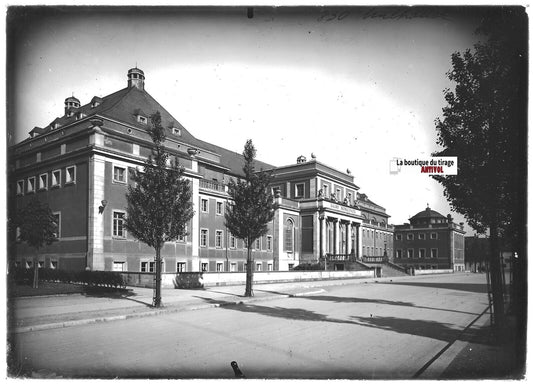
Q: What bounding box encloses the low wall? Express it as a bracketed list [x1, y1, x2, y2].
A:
[414, 269, 454, 275]
[119, 270, 375, 289]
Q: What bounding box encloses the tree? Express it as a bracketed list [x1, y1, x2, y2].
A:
[15, 198, 58, 288]
[433, 8, 527, 342]
[125, 111, 194, 308]
[225, 140, 278, 297]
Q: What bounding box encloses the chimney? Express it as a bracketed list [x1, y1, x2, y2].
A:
[127, 67, 145, 90]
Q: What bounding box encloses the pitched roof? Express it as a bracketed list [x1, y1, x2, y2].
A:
[27, 84, 274, 176]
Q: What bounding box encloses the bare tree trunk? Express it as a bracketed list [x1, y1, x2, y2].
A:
[32, 251, 39, 289]
[244, 245, 254, 297]
[153, 247, 162, 308]
[489, 221, 504, 337]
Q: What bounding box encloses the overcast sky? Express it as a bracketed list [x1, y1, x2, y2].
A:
[7, 5, 496, 234]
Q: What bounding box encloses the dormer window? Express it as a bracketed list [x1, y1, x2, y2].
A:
[91, 96, 103, 108]
[137, 115, 147, 124]
[172, 127, 181, 136]
[52, 122, 61, 130]
[76, 112, 86, 120]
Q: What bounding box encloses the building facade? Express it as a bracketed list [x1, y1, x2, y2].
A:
[8, 68, 392, 274]
[392, 206, 466, 271]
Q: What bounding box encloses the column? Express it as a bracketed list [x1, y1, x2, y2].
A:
[355, 222, 361, 259]
[319, 214, 326, 259]
[333, 218, 339, 255]
[347, 222, 353, 256]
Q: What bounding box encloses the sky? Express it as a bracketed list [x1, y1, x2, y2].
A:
[5, 5, 500, 235]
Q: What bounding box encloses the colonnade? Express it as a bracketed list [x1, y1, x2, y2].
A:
[319, 214, 361, 259]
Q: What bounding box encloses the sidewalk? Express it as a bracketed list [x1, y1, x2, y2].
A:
[10, 276, 389, 334]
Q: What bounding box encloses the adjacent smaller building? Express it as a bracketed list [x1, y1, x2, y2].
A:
[392, 206, 465, 271]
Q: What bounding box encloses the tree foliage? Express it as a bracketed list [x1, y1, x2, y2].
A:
[225, 139, 278, 296]
[433, 8, 527, 242]
[15, 197, 58, 288]
[433, 8, 527, 345]
[125, 111, 194, 306]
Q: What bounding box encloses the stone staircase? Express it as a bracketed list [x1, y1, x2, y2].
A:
[362, 261, 410, 277]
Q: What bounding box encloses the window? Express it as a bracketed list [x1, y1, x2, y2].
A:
[113, 211, 126, 238]
[177, 262, 186, 272]
[216, 263, 223, 272]
[323, 184, 329, 197]
[201, 198, 208, 213]
[407, 233, 414, 241]
[230, 235, 237, 249]
[396, 249, 402, 259]
[200, 229, 208, 247]
[66, 166, 76, 184]
[52, 213, 61, 238]
[50, 260, 58, 270]
[336, 188, 342, 200]
[419, 249, 426, 258]
[37, 261, 44, 268]
[16, 180, 24, 195]
[172, 127, 181, 136]
[137, 115, 148, 124]
[215, 230, 223, 248]
[395, 234, 402, 240]
[216, 201, 223, 215]
[407, 249, 414, 258]
[288, 264, 294, 270]
[418, 233, 426, 240]
[268, 263, 273, 271]
[112, 261, 125, 271]
[256, 263, 262, 271]
[347, 192, 352, 204]
[266, 236, 273, 251]
[431, 248, 438, 258]
[430, 232, 437, 240]
[230, 263, 237, 272]
[113, 166, 126, 183]
[141, 261, 156, 272]
[52, 170, 61, 187]
[26, 261, 33, 269]
[295, 183, 305, 198]
[39, 173, 48, 190]
[201, 262, 208, 272]
[255, 238, 261, 250]
[27, 177, 36, 193]
[284, 219, 294, 252]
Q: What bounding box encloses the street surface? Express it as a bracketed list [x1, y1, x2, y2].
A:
[10, 273, 490, 379]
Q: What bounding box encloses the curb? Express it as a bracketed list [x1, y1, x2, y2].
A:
[13, 291, 323, 334]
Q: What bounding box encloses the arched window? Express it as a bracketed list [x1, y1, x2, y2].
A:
[284, 219, 294, 252]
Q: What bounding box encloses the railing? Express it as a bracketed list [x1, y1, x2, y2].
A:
[199, 179, 225, 192]
[361, 255, 389, 263]
[325, 253, 357, 262]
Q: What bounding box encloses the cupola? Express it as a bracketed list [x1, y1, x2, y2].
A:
[128, 67, 145, 90]
[64, 96, 80, 115]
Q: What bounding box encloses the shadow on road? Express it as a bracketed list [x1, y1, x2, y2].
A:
[222, 302, 494, 346]
[298, 295, 480, 316]
[378, 281, 489, 294]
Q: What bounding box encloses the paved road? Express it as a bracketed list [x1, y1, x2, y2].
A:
[10, 273, 490, 379]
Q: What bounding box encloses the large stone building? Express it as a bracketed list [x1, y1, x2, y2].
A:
[392, 206, 466, 271]
[8, 68, 392, 274]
